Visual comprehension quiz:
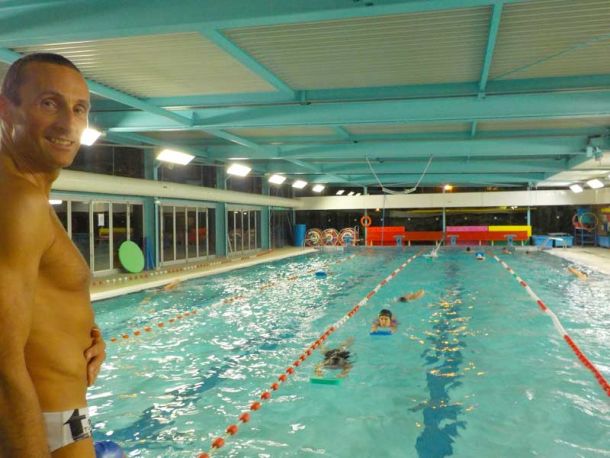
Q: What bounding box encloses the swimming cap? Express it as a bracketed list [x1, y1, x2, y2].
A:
[379, 309, 392, 318]
[95, 441, 124, 458]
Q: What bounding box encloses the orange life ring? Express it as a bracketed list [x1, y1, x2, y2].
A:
[360, 215, 372, 227]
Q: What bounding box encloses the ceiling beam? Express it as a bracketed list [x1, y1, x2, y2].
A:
[205, 137, 588, 160]
[478, 2, 503, 96]
[95, 91, 610, 132]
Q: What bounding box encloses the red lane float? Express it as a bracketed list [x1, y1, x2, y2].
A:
[490, 253, 610, 397]
[196, 250, 424, 456]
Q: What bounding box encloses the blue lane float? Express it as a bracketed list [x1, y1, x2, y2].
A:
[315, 270, 328, 278]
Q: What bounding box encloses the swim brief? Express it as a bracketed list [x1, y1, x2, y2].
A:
[43, 407, 92, 452]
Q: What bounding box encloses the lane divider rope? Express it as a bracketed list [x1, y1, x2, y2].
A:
[490, 253, 610, 397]
[108, 254, 357, 344]
[196, 250, 423, 457]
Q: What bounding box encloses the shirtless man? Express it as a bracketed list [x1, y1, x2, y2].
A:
[0, 53, 106, 457]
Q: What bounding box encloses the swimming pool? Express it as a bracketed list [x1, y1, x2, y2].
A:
[90, 248, 610, 457]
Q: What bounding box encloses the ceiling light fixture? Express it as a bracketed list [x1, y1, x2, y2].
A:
[312, 184, 325, 193]
[586, 178, 604, 189]
[157, 149, 195, 165]
[49, 199, 63, 205]
[268, 174, 286, 185]
[347, 191, 355, 196]
[227, 163, 251, 177]
[569, 184, 584, 193]
[336, 190, 345, 195]
[292, 180, 307, 189]
[80, 127, 102, 146]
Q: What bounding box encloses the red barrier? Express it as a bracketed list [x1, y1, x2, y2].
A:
[403, 231, 444, 242]
[366, 226, 406, 246]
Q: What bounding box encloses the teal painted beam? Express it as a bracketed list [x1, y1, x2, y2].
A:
[199, 28, 294, 95]
[95, 91, 610, 131]
[340, 172, 546, 182]
[470, 121, 478, 138]
[320, 159, 567, 174]
[141, 74, 610, 110]
[0, 0, 528, 47]
[282, 158, 353, 184]
[478, 2, 503, 95]
[205, 137, 587, 160]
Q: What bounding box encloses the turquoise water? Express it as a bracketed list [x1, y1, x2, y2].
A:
[89, 249, 610, 457]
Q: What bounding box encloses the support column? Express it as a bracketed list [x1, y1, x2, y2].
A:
[261, 180, 270, 249]
[143, 152, 157, 269]
[215, 168, 227, 257]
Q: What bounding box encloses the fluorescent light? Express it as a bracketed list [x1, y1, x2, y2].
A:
[586, 178, 604, 189]
[569, 184, 584, 193]
[444, 184, 453, 191]
[312, 184, 325, 193]
[268, 174, 286, 185]
[355, 192, 361, 196]
[292, 180, 307, 189]
[80, 127, 102, 146]
[49, 199, 63, 205]
[227, 163, 251, 177]
[336, 190, 345, 195]
[347, 191, 355, 196]
[157, 149, 194, 165]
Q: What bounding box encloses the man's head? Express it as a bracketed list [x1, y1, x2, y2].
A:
[0, 53, 90, 171]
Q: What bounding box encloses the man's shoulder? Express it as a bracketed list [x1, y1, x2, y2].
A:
[0, 178, 49, 213]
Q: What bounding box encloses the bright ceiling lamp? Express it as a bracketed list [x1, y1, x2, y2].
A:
[49, 199, 63, 205]
[157, 148, 194, 165]
[292, 180, 307, 189]
[312, 184, 325, 193]
[586, 178, 604, 189]
[347, 191, 355, 196]
[336, 190, 345, 195]
[443, 184, 453, 191]
[268, 174, 286, 185]
[355, 192, 361, 196]
[569, 184, 584, 193]
[227, 163, 251, 177]
[80, 127, 102, 146]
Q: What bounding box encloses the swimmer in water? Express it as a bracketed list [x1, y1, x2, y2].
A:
[501, 247, 513, 254]
[567, 266, 588, 281]
[398, 289, 425, 302]
[315, 338, 354, 378]
[371, 309, 398, 334]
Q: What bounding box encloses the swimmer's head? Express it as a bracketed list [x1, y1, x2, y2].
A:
[466, 247, 471, 252]
[378, 309, 393, 327]
[398, 296, 407, 303]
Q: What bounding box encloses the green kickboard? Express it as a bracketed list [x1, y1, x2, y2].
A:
[310, 377, 342, 385]
[118, 240, 145, 273]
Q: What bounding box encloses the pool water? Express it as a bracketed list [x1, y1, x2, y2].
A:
[90, 248, 610, 457]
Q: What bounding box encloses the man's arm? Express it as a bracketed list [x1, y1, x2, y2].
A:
[0, 194, 53, 458]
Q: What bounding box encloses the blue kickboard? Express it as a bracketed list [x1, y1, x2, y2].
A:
[370, 329, 393, 336]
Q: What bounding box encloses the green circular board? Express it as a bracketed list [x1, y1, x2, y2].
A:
[118, 241, 145, 273]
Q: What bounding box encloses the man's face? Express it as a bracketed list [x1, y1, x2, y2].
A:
[1, 62, 90, 171]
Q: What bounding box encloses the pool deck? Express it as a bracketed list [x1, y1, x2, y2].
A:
[544, 246, 610, 276]
[90, 247, 316, 301]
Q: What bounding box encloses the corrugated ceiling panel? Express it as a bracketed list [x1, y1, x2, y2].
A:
[226, 8, 490, 89]
[491, 0, 610, 80]
[228, 126, 336, 137]
[346, 123, 471, 135]
[479, 117, 610, 131]
[14, 33, 275, 98]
